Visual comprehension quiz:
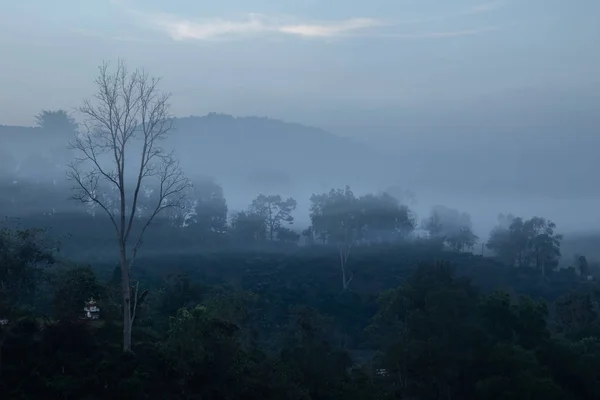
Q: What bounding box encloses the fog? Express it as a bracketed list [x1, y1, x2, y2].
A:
[1, 0, 599, 260]
[1, 107, 599, 244]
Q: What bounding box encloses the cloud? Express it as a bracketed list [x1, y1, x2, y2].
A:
[108, 1, 506, 42]
[278, 18, 382, 37]
[144, 13, 383, 40]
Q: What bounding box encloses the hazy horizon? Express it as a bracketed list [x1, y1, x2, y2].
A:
[1, 0, 599, 245]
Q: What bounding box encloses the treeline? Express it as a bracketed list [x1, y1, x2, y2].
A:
[1, 227, 599, 399]
[0, 105, 588, 278]
[1, 176, 588, 282]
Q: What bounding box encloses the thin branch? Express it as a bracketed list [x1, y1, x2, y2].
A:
[124, 76, 173, 243]
[130, 153, 191, 264]
[68, 57, 189, 283]
[66, 162, 119, 236]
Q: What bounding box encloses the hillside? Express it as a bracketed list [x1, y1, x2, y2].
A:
[169, 113, 395, 192]
[0, 114, 397, 195]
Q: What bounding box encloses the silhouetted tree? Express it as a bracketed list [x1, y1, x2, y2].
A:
[229, 211, 267, 243]
[360, 192, 415, 242]
[422, 205, 478, 252]
[66, 60, 191, 352]
[310, 186, 364, 290]
[34, 109, 78, 134]
[487, 215, 562, 273]
[302, 226, 316, 245]
[574, 255, 590, 277]
[423, 210, 444, 238]
[168, 178, 228, 244]
[249, 194, 297, 241]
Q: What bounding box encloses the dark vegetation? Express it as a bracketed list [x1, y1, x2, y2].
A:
[1, 65, 600, 398]
[1, 179, 600, 398]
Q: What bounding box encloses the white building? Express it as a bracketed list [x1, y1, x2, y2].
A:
[84, 298, 100, 320]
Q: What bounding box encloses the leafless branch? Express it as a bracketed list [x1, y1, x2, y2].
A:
[66, 161, 119, 235]
[130, 152, 191, 264]
[67, 58, 189, 266]
[67, 59, 190, 352]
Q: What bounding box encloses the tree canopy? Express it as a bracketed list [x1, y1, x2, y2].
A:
[34, 109, 78, 134]
[487, 215, 563, 274]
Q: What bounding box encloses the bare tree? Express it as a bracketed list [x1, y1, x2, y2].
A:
[67, 60, 191, 352]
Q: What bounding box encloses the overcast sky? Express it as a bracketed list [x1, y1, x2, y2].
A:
[1, 0, 598, 129]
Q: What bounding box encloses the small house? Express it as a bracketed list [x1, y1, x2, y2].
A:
[84, 298, 100, 320]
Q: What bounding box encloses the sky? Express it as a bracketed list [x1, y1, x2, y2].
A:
[0, 0, 598, 129]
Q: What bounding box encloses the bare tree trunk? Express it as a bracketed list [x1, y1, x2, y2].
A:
[119, 244, 132, 352]
[339, 246, 353, 290]
[341, 249, 348, 290]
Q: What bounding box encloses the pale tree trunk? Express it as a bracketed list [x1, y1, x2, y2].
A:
[119, 244, 132, 352]
[339, 245, 353, 290]
[120, 243, 144, 353]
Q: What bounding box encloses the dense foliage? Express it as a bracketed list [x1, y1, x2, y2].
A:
[1, 223, 599, 399]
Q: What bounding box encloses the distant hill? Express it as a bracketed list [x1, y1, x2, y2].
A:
[173, 113, 392, 183]
[0, 114, 399, 202]
[167, 113, 396, 194]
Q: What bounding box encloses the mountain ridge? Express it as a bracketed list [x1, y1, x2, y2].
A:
[0, 113, 398, 194]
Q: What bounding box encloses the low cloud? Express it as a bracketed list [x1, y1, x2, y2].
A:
[109, 0, 506, 42]
[278, 18, 382, 38]
[145, 13, 383, 41]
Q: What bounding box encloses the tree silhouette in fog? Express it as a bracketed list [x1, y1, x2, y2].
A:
[34, 109, 78, 134]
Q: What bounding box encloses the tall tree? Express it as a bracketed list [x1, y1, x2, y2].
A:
[527, 217, 562, 276]
[574, 255, 590, 278]
[249, 194, 297, 241]
[66, 60, 190, 352]
[487, 215, 562, 273]
[422, 205, 478, 252]
[34, 109, 78, 134]
[422, 210, 443, 238]
[229, 211, 267, 244]
[168, 178, 228, 244]
[360, 192, 416, 242]
[193, 179, 228, 236]
[310, 186, 364, 290]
